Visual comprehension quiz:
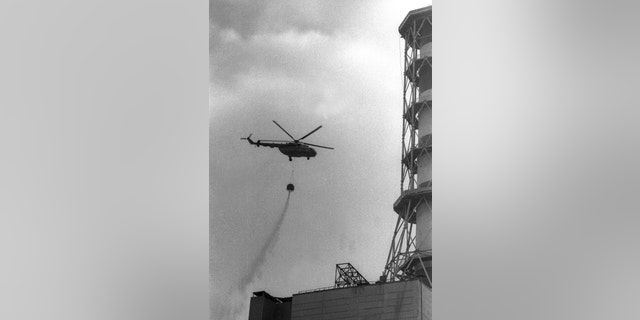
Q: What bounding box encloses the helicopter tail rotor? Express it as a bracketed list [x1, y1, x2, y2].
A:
[241, 134, 257, 146]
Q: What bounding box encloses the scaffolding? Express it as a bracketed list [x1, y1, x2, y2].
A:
[383, 6, 432, 287]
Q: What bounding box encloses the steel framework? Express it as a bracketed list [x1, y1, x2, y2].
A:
[383, 6, 433, 287]
[334, 263, 369, 288]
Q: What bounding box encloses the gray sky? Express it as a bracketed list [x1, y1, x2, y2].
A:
[210, 1, 429, 319]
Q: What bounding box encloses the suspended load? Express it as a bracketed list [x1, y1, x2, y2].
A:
[286, 183, 294, 192]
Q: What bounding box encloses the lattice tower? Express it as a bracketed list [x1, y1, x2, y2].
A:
[382, 6, 432, 287]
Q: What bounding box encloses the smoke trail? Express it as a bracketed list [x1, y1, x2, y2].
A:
[214, 192, 293, 320]
[213, 192, 292, 319]
[239, 191, 291, 289]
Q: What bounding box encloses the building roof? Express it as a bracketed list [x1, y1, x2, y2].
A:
[398, 6, 432, 36]
[252, 291, 292, 303]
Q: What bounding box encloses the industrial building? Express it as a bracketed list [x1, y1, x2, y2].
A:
[250, 278, 430, 320]
[248, 6, 432, 320]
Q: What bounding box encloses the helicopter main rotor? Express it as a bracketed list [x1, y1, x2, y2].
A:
[272, 120, 297, 141]
[271, 120, 334, 149]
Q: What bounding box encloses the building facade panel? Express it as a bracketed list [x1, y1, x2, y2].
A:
[291, 280, 428, 320]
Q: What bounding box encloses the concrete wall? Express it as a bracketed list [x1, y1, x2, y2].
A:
[417, 106, 432, 139]
[420, 285, 432, 320]
[419, 88, 431, 103]
[249, 296, 273, 320]
[415, 202, 432, 251]
[418, 65, 431, 94]
[415, 9, 432, 258]
[417, 154, 431, 186]
[248, 295, 292, 320]
[420, 42, 432, 59]
[291, 280, 430, 320]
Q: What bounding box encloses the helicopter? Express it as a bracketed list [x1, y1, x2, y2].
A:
[242, 120, 334, 161]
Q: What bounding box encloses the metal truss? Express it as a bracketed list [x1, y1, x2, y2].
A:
[334, 263, 369, 288]
[383, 7, 432, 286]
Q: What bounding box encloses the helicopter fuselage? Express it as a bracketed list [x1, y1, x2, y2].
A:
[278, 143, 317, 159]
[241, 120, 332, 161]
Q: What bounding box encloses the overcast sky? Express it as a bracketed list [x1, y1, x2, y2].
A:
[210, 1, 430, 319]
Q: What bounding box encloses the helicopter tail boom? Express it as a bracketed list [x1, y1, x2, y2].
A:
[241, 134, 256, 145]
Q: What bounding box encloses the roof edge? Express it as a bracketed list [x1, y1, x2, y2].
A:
[399, 6, 432, 35]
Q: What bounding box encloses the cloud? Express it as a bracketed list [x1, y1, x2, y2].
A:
[211, 0, 372, 39]
[211, 25, 401, 120]
[219, 28, 241, 43]
[209, 0, 417, 120]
